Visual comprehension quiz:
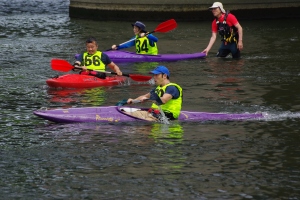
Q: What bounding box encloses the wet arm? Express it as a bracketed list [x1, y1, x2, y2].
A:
[127, 92, 151, 104]
[73, 54, 83, 71]
[107, 62, 122, 75]
[116, 37, 136, 50]
[235, 23, 243, 50]
[202, 32, 217, 55]
[160, 93, 172, 104]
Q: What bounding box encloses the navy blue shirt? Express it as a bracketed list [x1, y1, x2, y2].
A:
[151, 85, 180, 99]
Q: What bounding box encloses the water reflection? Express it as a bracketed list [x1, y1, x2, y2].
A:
[38, 121, 184, 143]
[148, 123, 185, 174]
[149, 123, 184, 143]
[204, 58, 246, 102]
[132, 62, 159, 74]
[47, 87, 109, 106]
[37, 121, 186, 176]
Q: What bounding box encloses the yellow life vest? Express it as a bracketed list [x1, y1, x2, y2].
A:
[135, 35, 158, 55]
[83, 51, 105, 71]
[151, 83, 182, 119]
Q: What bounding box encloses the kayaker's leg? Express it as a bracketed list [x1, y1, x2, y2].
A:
[127, 110, 158, 121]
[149, 109, 174, 121]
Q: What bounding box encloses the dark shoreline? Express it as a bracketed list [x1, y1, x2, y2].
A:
[69, 1, 300, 21]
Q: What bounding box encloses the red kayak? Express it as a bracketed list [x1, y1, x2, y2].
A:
[46, 74, 127, 88]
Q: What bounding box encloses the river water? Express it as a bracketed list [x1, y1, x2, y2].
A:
[1, 0, 300, 199]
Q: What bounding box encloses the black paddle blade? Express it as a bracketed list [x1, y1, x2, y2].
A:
[116, 99, 128, 106]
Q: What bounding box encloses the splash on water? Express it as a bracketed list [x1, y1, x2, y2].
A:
[262, 111, 300, 121]
[157, 106, 170, 125]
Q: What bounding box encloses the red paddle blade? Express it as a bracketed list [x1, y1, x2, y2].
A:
[51, 59, 74, 72]
[154, 19, 177, 33]
[129, 74, 152, 82]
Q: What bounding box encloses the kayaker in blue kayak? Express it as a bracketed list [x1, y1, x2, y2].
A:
[127, 66, 182, 120]
[202, 2, 243, 58]
[111, 21, 159, 55]
[74, 37, 122, 79]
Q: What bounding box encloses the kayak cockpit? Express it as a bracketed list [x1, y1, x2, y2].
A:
[117, 107, 158, 122]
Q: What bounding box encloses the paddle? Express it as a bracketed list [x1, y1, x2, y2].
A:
[108, 19, 177, 50]
[50, 59, 152, 82]
[116, 99, 142, 106]
[116, 88, 165, 106]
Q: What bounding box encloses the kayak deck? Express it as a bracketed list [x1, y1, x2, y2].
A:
[102, 50, 206, 63]
[46, 74, 127, 88]
[33, 106, 264, 123]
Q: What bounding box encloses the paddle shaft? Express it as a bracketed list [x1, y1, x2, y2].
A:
[74, 66, 151, 81]
[118, 30, 156, 46]
[93, 70, 131, 78]
[115, 99, 145, 106]
[73, 66, 124, 76]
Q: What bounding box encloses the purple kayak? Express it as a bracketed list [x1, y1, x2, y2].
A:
[33, 106, 264, 123]
[102, 50, 206, 63]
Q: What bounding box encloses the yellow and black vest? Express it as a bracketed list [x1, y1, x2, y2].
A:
[83, 51, 105, 71]
[151, 83, 182, 119]
[135, 35, 158, 55]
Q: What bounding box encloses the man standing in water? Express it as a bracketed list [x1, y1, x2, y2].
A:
[202, 2, 243, 58]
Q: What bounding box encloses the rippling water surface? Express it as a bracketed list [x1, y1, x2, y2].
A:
[1, 0, 300, 199]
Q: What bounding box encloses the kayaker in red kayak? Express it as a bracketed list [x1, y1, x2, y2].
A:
[74, 37, 122, 79]
[111, 21, 159, 55]
[127, 66, 182, 120]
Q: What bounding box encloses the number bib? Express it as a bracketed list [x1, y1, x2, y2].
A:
[135, 36, 158, 55]
[83, 51, 105, 71]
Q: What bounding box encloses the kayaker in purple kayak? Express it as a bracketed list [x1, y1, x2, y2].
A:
[127, 66, 182, 120]
[74, 37, 122, 79]
[111, 21, 159, 55]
